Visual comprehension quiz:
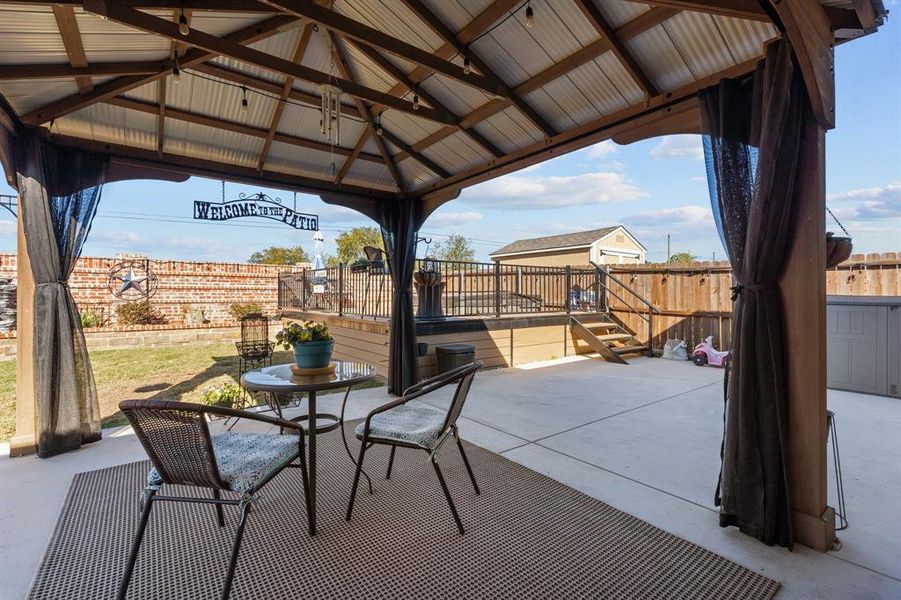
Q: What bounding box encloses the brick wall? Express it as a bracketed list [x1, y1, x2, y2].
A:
[0, 253, 303, 326]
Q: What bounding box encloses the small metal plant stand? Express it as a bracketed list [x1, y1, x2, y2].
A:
[235, 313, 274, 409]
[827, 409, 848, 531]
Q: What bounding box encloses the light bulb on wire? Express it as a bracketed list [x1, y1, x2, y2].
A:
[376, 112, 384, 137]
[463, 53, 471, 75]
[412, 91, 420, 111]
[240, 86, 248, 113]
[178, 10, 189, 36]
[525, 2, 534, 28]
[171, 60, 181, 84]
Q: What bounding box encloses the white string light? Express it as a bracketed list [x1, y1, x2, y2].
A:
[178, 9, 189, 36]
[240, 85, 248, 113]
[525, 1, 534, 28]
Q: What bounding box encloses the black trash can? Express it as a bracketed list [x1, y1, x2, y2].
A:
[435, 343, 476, 374]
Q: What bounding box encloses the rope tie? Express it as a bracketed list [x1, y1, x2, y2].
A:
[730, 283, 774, 301]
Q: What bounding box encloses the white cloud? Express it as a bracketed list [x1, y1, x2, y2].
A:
[461, 171, 647, 209]
[584, 140, 618, 160]
[0, 220, 14, 235]
[827, 181, 900, 222]
[426, 211, 483, 228]
[650, 135, 704, 161]
[623, 205, 714, 230]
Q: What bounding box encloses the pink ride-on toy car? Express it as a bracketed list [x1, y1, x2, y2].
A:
[692, 336, 729, 367]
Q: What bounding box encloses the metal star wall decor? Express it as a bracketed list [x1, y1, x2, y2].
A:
[107, 259, 158, 300]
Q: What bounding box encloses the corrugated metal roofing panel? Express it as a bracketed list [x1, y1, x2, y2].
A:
[156, 70, 277, 131]
[424, 0, 492, 33]
[276, 102, 370, 155]
[0, 5, 69, 64]
[341, 39, 401, 94]
[563, 57, 631, 121]
[163, 119, 260, 168]
[0, 79, 80, 115]
[342, 157, 397, 191]
[713, 15, 777, 63]
[625, 25, 693, 92]
[187, 12, 272, 38]
[595, 0, 651, 28]
[470, 14, 550, 84]
[420, 130, 493, 172]
[56, 103, 157, 151]
[547, 0, 605, 47]
[662, 11, 735, 79]
[264, 140, 339, 180]
[522, 85, 579, 132]
[420, 73, 493, 115]
[75, 10, 171, 63]
[337, 0, 444, 53]
[593, 51, 645, 107]
[397, 155, 438, 189]
[381, 109, 442, 146]
[471, 105, 542, 154]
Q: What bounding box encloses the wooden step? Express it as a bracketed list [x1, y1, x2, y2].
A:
[569, 317, 627, 365]
[595, 333, 634, 343]
[613, 344, 648, 355]
[585, 322, 617, 332]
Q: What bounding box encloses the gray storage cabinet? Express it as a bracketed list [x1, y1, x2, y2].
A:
[827, 296, 900, 397]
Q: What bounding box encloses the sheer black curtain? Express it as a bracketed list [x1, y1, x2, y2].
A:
[15, 132, 108, 457]
[700, 39, 807, 548]
[376, 197, 424, 395]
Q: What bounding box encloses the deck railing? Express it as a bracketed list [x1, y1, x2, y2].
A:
[277, 259, 606, 320]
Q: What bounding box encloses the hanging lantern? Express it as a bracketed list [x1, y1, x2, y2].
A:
[320, 83, 342, 145]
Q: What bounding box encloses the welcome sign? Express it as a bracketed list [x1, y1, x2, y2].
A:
[193, 193, 318, 231]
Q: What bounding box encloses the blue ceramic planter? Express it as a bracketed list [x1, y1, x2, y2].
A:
[292, 340, 334, 369]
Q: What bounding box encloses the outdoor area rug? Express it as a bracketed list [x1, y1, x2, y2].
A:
[30, 421, 779, 599]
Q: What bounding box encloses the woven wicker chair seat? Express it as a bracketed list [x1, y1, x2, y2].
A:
[148, 432, 301, 493]
[354, 404, 445, 448]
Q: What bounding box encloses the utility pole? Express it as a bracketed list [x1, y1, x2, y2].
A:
[666, 233, 671, 262]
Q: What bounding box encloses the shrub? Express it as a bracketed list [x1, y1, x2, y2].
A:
[202, 382, 242, 408]
[80, 309, 103, 329]
[229, 302, 264, 321]
[116, 300, 165, 326]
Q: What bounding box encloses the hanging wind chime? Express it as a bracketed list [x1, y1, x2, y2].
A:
[321, 35, 342, 178]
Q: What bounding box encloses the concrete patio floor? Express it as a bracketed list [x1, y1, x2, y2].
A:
[2, 356, 899, 598]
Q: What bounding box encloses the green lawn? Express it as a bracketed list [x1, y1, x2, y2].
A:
[0, 342, 384, 441]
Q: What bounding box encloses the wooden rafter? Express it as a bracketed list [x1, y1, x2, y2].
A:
[575, 0, 657, 97]
[260, 0, 506, 98]
[326, 32, 407, 192]
[156, 77, 166, 156]
[0, 62, 173, 79]
[21, 14, 299, 124]
[257, 23, 313, 172]
[51, 5, 93, 94]
[396, 0, 556, 137]
[334, 129, 369, 186]
[104, 95, 384, 163]
[82, 2, 458, 126]
[348, 41, 503, 158]
[631, 0, 769, 21]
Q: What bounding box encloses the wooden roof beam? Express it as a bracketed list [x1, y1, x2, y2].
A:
[327, 32, 408, 192]
[48, 133, 395, 200]
[21, 14, 300, 124]
[105, 95, 385, 163]
[82, 2, 459, 126]
[396, 0, 556, 137]
[260, 0, 508, 98]
[0, 61, 169, 80]
[334, 129, 369, 186]
[632, 0, 769, 21]
[575, 0, 657, 97]
[156, 77, 166, 156]
[51, 5, 93, 93]
[257, 23, 313, 172]
[348, 40, 503, 158]
[4, 0, 286, 10]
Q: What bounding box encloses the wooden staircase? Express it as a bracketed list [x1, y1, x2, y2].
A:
[569, 316, 649, 365]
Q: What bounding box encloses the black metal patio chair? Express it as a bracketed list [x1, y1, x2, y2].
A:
[117, 399, 311, 600]
[346, 361, 483, 534]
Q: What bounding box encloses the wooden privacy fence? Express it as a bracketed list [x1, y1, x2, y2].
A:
[607, 252, 900, 349]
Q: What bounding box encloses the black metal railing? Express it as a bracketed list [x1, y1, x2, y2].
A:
[278, 259, 612, 320]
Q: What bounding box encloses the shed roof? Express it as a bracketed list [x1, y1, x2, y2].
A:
[0, 1, 887, 205]
[491, 225, 625, 256]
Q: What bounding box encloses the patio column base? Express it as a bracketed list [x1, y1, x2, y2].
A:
[793, 507, 836, 552]
[8, 433, 37, 457]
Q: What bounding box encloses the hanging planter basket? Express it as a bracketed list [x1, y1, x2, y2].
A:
[826, 232, 853, 268]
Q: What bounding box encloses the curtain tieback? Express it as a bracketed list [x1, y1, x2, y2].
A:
[730, 283, 774, 301]
[36, 280, 70, 288]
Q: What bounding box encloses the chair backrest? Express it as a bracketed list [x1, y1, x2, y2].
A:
[120, 400, 228, 490]
[362, 245, 384, 262]
[440, 361, 481, 432]
[240, 313, 268, 346]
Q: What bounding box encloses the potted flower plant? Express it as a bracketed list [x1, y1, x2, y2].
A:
[276, 320, 334, 369]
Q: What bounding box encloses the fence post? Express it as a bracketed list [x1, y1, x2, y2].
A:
[565, 265, 572, 314]
[494, 262, 502, 317]
[338, 263, 344, 316]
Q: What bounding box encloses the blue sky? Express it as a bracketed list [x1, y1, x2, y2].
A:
[2, 17, 898, 263]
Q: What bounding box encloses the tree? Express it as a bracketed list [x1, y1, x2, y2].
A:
[334, 227, 384, 264]
[432, 234, 476, 263]
[248, 245, 309, 265]
[668, 252, 697, 264]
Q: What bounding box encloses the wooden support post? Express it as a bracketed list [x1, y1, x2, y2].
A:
[780, 119, 834, 551]
[10, 199, 37, 456]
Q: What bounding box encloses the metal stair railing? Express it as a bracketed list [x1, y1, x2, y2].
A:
[590, 261, 661, 356]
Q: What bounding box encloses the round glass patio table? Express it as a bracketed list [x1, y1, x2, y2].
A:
[241, 360, 376, 536]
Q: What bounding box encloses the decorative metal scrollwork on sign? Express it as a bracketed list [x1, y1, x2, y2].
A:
[193, 191, 319, 231]
[107, 259, 158, 300]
